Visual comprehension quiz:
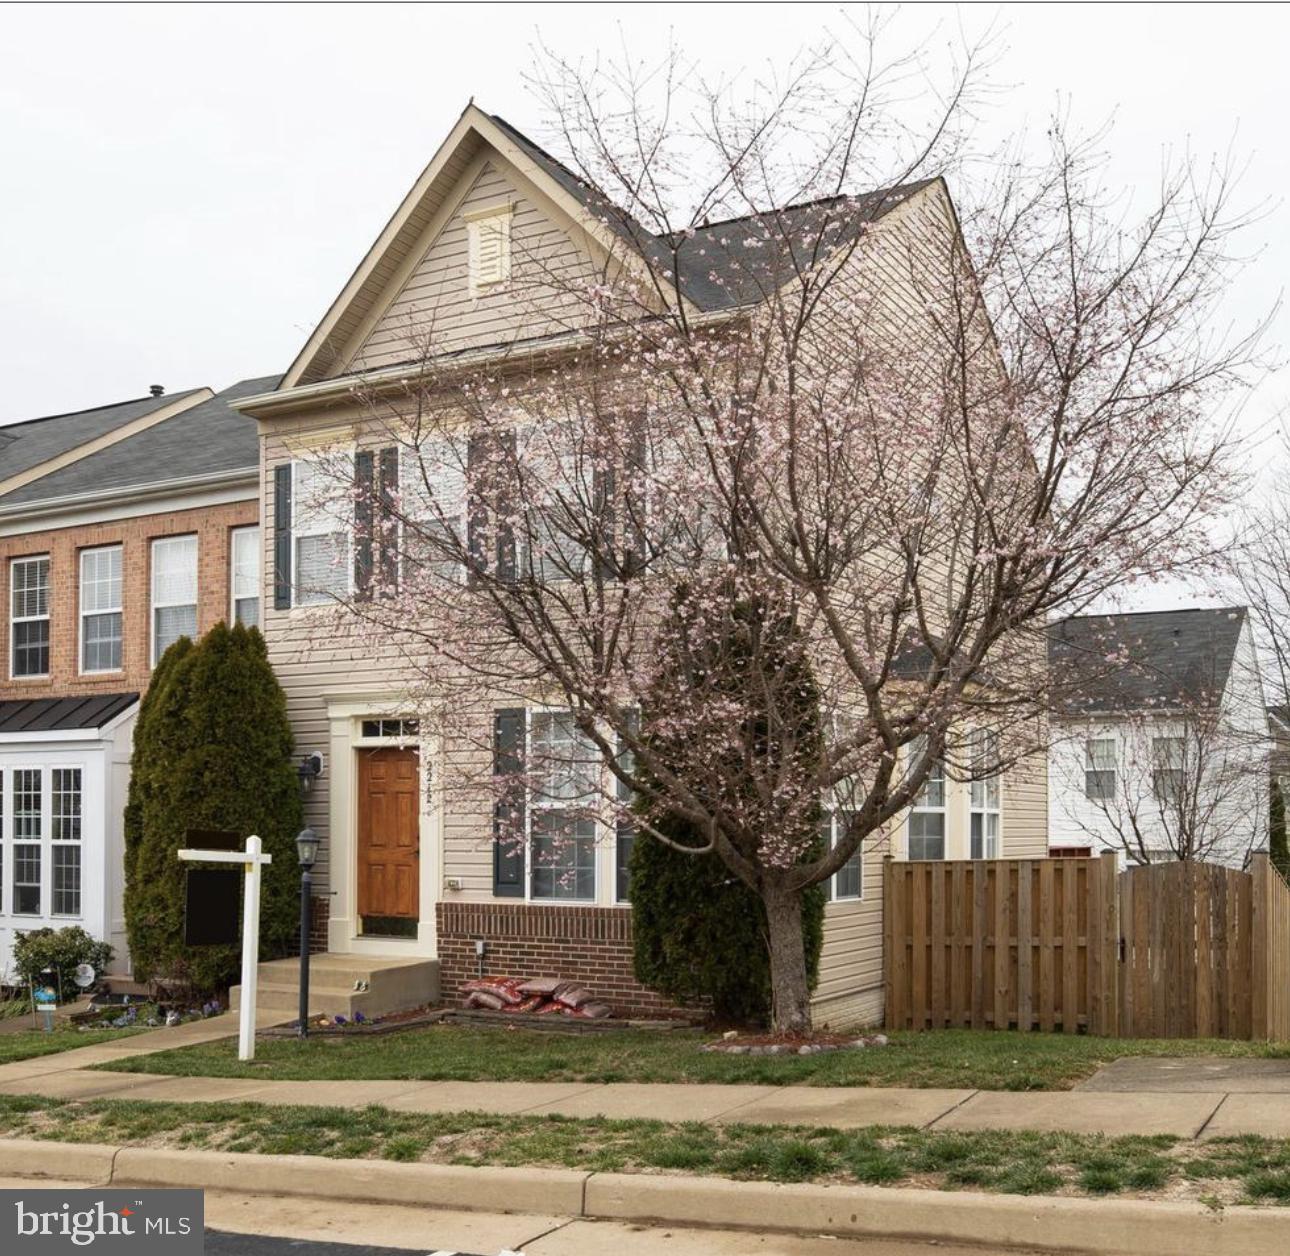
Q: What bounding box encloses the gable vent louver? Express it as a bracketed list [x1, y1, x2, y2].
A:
[466, 204, 513, 295]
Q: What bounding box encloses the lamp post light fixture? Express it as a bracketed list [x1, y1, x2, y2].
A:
[296, 825, 321, 1038]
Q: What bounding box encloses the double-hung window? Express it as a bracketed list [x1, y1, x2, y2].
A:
[1152, 735, 1186, 804]
[230, 527, 260, 627]
[402, 440, 467, 583]
[151, 535, 198, 664]
[528, 709, 597, 901]
[293, 461, 350, 606]
[80, 545, 123, 672]
[968, 728, 1001, 859]
[907, 739, 946, 860]
[13, 768, 42, 914]
[1085, 737, 1116, 801]
[821, 809, 862, 900]
[51, 768, 82, 916]
[10, 556, 50, 678]
[522, 425, 585, 583]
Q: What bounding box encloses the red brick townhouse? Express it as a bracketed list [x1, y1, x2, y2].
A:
[0, 378, 273, 978]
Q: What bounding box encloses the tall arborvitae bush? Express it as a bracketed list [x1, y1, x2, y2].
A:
[630, 588, 826, 1026]
[125, 623, 302, 994]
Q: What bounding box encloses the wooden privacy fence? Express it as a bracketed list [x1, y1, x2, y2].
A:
[884, 852, 1290, 1040]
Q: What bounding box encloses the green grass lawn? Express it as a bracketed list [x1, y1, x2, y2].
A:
[0, 1091, 1286, 1205]
[93, 1024, 1290, 1090]
[0, 1025, 143, 1065]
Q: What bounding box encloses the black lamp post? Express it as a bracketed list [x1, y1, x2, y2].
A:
[296, 825, 320, 1037]
[295, 752, 324, 1039]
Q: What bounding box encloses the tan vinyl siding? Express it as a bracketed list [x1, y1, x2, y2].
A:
[354, 160, 604, 372]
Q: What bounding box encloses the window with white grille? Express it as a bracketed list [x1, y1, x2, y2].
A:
[10, 556, 50, 677]
[80, 545, 123, 672]
[230, 526, 260, 627]
[402, 440, 466, 583]
[467, 207, 512, 295]
[968, 727, 1002, 859]
[151, 535, 198, 664]
[13, 768, 41, 914]
[293, 461, 349, 606]
[52, 767, 82, 916]
[528, 709, 598, 902]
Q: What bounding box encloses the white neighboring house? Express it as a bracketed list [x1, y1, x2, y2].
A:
[1048, 607, 1269, 869]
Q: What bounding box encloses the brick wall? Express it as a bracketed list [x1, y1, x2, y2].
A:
[436, 901, 693, 1018]
[308, 895, 330, 954]
[0, 497, 258, 700]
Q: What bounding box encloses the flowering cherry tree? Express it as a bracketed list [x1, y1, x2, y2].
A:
[299, 29, 1263, 1031]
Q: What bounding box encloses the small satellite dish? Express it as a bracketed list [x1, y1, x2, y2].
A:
[73, 963, 96, 990]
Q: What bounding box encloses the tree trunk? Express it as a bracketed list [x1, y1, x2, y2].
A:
[762, 880, 812, 1034]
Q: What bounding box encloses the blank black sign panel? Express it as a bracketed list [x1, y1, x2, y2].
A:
[184, 868, 242, 946]
[185, 829, 244, 852]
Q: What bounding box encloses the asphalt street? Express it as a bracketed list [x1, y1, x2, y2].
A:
[208, 1234, 496, 1256]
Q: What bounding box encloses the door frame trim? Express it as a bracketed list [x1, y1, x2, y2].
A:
[323, 692, 441, 958]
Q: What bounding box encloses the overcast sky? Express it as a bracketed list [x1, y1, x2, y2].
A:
[3, 2, 1286, 594]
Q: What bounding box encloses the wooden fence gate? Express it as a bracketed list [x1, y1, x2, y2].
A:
[884, 852, 1290, 1040]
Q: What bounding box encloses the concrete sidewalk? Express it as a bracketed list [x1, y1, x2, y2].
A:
[1, 1018, 1288, 1139]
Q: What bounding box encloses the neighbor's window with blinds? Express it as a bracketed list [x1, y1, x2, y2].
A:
[230, 526, 260, 627]
[80, 545, 123, 672]
[151, 535, 198, 664]
[467, 206, 512, 296]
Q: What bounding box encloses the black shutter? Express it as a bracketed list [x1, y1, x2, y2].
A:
[495, 430, 517, 583]
[624, 413, 648, 573]
[378, 446, 399, 592]
[273, 463, 292, 609]
[492, 707, 526, 896]
[467, 430, 517, 584]
[354, 450, 375, 599]
[592, 459, 617, 580]
[614, 710, 639, 903]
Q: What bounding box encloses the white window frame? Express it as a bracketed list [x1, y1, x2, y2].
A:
[50, 766, 83, 918]
[1152, 734, 1186, 804]
[292, 458, 352, 608]
[1085, 735, 1117, 801]
[79, 545, 123, 674]
[525, 706, 598, 904]
[823, 809, 863, 901]
[230, 526, 261, 627]
[906, 739, 947, 861]
[465, 203, 513, 296]
[968, 728, 1002, 860]
[401, 440, 467, 585]
[150, 534, 199, 665]
[10, 555, 51, 680]
[11, 765, 44, 916]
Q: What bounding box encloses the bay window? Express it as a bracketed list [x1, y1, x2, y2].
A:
[13, 768, 42, 914]
[907, 740, 946, 860]
[51, 768, 82, 916]
[968, 728, 1001, 859]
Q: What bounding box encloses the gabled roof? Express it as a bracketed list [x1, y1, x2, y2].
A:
[0, 376, 273, 510]
[1048, 607, 1248, 716]
[280, 103, 934, 390]
[0, 692, 138, 735]
[0, 389, 209, 485]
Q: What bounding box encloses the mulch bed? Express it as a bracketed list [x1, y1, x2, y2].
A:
[262, 1004, 700, 1039]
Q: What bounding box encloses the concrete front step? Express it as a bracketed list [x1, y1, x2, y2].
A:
[229, 953, 439, 1019]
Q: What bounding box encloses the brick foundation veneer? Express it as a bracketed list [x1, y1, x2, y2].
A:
[308, 895, 330, 954]
[436, 901, 691, 1018]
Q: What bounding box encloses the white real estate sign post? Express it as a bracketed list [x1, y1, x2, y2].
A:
[176, 834, 272, 1061]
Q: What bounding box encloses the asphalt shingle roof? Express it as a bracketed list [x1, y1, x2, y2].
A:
[0, 376, 275, 507]
[0, 390, 206, 483]
[489, 113, 933, 313]
[0, 692, 138, 735]
[1048, 607, 1248, 716]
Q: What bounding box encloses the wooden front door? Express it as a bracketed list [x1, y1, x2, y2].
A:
[357, 747, 420, 925]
